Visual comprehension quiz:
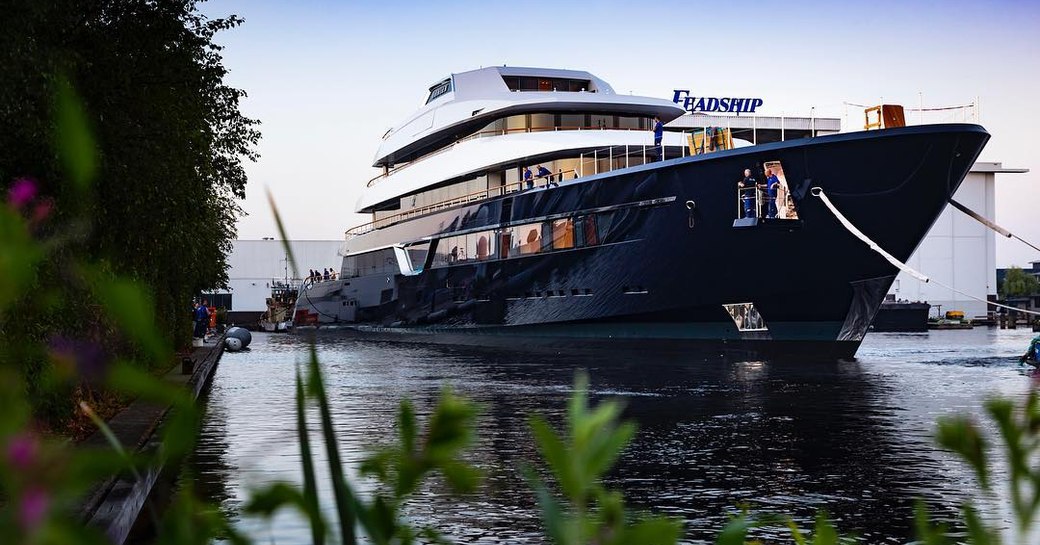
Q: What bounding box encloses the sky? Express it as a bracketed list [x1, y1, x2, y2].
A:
[202, 0, 1040, 267]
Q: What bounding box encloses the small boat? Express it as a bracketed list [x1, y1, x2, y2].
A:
[928, 310, 973, 330]
[259, 279, 300, 332]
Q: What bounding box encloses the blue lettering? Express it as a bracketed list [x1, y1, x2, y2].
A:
[695, 97, 707, 111]
[683, 97, 696, 111]
[719, 98, 730, 111]
[730, 98, 744, 113]
[704, 98, 719, 111]
[672, 89, 690, 104]
[749, 98, 764, 112]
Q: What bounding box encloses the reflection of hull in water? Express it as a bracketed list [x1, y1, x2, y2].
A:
[295, 124, 989, 360]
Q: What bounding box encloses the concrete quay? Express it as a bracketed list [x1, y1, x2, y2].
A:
[77, 336, 226, 544]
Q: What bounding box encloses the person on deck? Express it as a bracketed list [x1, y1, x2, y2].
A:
[652, 116, 664, 160]
[737, 169, 759, 218]
[523, 166, 533, 190]
[537, 165, 552, 186]
[765, 169, 780, 218]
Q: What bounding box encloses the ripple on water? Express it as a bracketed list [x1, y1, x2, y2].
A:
[184, 329, 1036, 543]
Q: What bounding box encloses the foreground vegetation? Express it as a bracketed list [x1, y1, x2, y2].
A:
[0, 0, 259, 431]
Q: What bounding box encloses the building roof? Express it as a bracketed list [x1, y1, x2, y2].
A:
[969, 162, 1029, 174]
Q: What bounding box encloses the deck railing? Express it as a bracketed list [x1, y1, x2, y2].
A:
[348, 129, 735, 239]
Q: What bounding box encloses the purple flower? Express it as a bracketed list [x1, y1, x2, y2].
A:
[7, 178, 37, 209]
[18, 486, 49, 531]
[6, 433, 39, 470]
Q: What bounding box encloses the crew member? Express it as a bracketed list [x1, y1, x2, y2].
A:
[537, 165, 552, 185]
[652, 116, 664, 160]
[765, 168, 780, 218]
[523, 166, 533, 189]
[737, 168, 758, 218]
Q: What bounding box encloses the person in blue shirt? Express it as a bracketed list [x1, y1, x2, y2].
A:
[536, 165, 552, 186]
[765, 168, 780, 218]
[523, 166, 533, 189]
[652, 116, 664, 160]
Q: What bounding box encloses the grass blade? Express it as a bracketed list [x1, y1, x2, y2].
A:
[297, 365, 325, 545]
[308, 343, 359, 544]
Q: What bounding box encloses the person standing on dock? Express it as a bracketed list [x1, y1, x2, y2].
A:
[193, 300, 209, 340]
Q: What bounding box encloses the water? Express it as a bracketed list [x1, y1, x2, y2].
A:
[186, 328, 1038, 543]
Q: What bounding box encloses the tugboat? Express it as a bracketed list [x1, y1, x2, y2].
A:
[259, 279, 299, 332]
[928, 309, 974, 330]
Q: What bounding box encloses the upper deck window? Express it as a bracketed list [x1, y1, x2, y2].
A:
[426, 78, 453, 104]
[501, 76, 592, 93]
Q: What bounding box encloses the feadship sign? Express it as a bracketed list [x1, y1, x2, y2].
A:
[672, 90, 764, 114]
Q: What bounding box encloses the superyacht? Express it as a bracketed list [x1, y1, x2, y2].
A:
[293, 66, 988, 359]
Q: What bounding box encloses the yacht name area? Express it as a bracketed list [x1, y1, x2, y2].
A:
[672, 90, 764, 114]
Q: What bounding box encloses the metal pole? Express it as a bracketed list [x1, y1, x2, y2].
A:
[753, 115, 757, 145]
[625, 144, 629, 168]
[594, 149, 598, 175]
[609, 146, 613, 173]
[780, 113, 785, 141]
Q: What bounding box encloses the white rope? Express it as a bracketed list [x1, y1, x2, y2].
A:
[811, 187, 1040, 318]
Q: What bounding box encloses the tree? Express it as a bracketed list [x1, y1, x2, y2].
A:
[1001, 266, 1039, 298]
[0, 0, 259, 426]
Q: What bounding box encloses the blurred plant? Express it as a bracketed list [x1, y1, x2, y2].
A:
[919, 390, 1040, 545]
[526, 372, 683, 545]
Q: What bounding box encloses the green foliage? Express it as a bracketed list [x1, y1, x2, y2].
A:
[930, 391, 1040, 545]
[0, 0, 260, 427]
[245, 348, 482, 545]
[526, 372, 683, 545]
[1001, 266, 1039, 298]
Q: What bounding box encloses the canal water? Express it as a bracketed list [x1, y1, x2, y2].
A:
[186, 328, 1038, 544]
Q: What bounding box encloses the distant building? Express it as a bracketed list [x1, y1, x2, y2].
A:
[206, 239, 342, 324]
[891, 162, 1028, 318]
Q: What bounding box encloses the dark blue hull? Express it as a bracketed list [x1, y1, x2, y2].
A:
[297, 124, 989, 360]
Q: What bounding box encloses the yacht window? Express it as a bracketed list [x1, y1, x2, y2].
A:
[590, 114, 613, 129]
[426, 78, 452, 104]
[501, 76, 593, 92]
[509, 223, 542, 255]
[559, 114, 584, 129]
[405, 242, 430, 273]
[552, 219, 575, 250]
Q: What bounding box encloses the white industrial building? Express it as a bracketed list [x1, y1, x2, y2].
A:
[218, 239, 341, 324]
[892, 162, 1027, 318]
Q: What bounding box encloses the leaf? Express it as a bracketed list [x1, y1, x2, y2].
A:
[85, 271, 169, 364]
[0, 207, 43, 312]
[243, 482, 308, 516]
[935, 415, 989, 490]
[810, 512, 839, 545]
[620, 516, 683, 545]
[53, 74, 97, 190]
[716, 514, 751, 545]
[307, 344, 360, 544]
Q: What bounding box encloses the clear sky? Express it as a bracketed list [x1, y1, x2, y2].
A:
[203, 0, 1040, 267]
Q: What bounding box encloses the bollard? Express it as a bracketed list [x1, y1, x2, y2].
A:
[181, 357, 194, 375]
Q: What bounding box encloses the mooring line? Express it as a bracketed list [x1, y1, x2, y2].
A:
[811, 187, 1040, 317]
[948, 198, 1040, 254]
